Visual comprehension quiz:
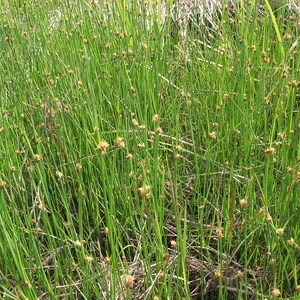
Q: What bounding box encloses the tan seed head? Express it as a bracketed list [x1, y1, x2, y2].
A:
[265, 147, 276, 154]
[85, 256, 93, 263]
[152, 114, 159, 123]
[125, 275, 134, 287]
[116, 137, 125, 149]
[209, 131, 217, 139]
[271, 288, 280, 297]
[276, 228, 284, 236]
[97, 140, 109, 155]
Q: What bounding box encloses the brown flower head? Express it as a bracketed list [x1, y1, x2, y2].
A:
[84, 256, 93, 263]
[209, 131, 217, 139]
[240, 199, 248, 207]
[152, 114, 159, 123]
[34, 154, 42, 162]
[132, 119, 138, 126]
[155, 127, 163, 135]
[271, 288, 280, 297]
[276, 228, 284, 236]
[116, 137, 125, 149]
[138, 185, 150, 197]
[170, 240, 177, 248]
[265, 147, 276, 155]
[125, 275, 134, 287]
[97, 140, 109, 155]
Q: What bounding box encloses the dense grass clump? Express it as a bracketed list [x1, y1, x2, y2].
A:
[0, 0, 299, 299]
